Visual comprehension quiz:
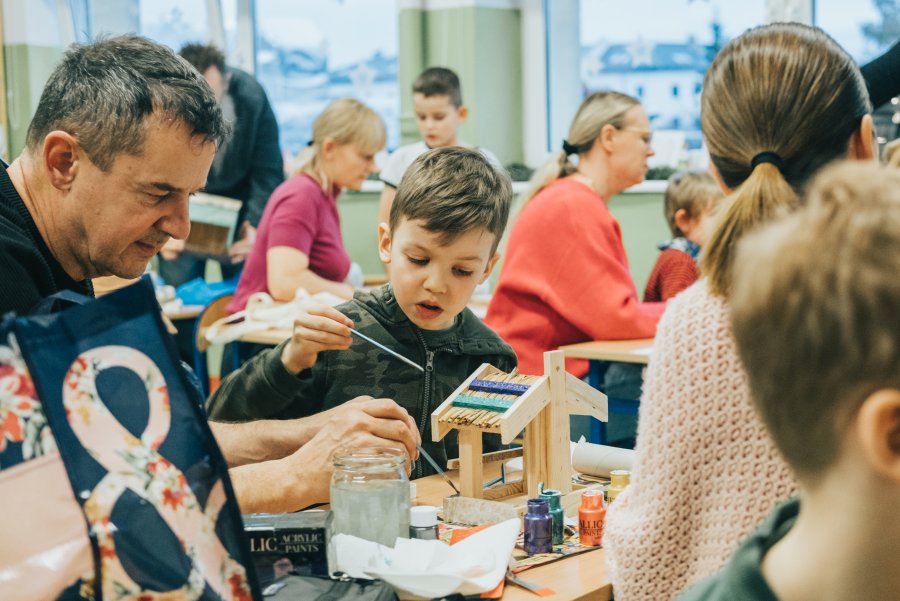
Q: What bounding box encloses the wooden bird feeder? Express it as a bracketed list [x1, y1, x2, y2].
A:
[431, 350, 608, 502]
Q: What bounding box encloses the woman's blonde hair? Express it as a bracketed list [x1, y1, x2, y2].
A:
[700, 23, 870, 297]
[292, 97, 386, 190]
[519, 91, 639, 209]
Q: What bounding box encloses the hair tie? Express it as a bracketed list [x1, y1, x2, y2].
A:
[562, 140, 579, 156]
[750, 151, 785, 173]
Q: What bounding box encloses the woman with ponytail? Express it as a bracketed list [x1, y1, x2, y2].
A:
[485, 91, 664, 378]
[603, 23, 875, 601]
[228, 98, 385, 313]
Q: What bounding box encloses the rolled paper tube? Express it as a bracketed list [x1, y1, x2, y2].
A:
[571, 441, 635, 478]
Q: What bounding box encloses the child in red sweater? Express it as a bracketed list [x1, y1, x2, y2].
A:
[643, 171, 723, 302]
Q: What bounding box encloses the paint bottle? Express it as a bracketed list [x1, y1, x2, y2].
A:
[607, 470, 631, 505]
[523, 499, 553, 555]
[538, 487, 565, 546]
[578, 489, 605, 547]
[408, 505, 439, 540]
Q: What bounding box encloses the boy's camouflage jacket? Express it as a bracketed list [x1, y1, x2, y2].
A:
[207, 284, 517, 477]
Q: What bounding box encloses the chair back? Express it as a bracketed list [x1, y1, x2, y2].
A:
[192, 293, 235, 396]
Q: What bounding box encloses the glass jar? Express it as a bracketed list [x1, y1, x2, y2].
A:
[330, 447, 410, 546]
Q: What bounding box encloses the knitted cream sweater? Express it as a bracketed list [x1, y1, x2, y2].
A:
[603, 280, 797, 601]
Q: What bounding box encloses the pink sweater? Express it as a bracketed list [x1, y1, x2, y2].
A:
[603, 280, 796, 601]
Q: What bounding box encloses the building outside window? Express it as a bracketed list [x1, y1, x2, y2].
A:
[580, 0, 765, 161]
[254, 0, 399, 161]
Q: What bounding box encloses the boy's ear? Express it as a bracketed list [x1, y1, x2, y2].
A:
[457, 105, 469, 123]
[43, 131, 81, 192]
[377, 222, 392, 264]
[478, 253, 500, 285]
[848, 114, 876, 161]
[854, 388, 900, 483]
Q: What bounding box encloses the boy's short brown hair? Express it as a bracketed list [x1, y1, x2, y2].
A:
[730, 161, 900, 483]
[412, 67, 462, 107]
[390, 147, 511, 256]
[664, 171, 724, 237]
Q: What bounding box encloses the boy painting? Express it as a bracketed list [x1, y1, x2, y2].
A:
[207, 148, 515, 478]
[679, 161, 900, 599]
[377, 67, 501, 226]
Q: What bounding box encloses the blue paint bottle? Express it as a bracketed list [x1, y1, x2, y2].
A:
[524, 498, 553, 555]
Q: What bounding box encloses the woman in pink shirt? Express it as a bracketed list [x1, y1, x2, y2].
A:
[229, 98, 384, 313]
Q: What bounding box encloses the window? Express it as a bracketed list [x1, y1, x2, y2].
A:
[139, 0, 209, 52]
[254, 0, 399, 160]
[815, 0, 898, 63]
[88, 0, 210, 52]
[580, 0, 765, 157]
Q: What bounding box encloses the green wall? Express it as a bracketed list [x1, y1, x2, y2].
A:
[608, 191, 671, 292]
[398, 5, 523, 165]
[4, 44, 61, 157]
[339, 188, 669, 293]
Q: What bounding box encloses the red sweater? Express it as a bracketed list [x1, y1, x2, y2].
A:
[643, 248, 699, 303]
[485, 178, 665, 378]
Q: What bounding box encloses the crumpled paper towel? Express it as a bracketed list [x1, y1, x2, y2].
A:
[333, 518, 519, 599]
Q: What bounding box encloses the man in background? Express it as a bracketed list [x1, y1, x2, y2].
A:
[159, 42, 284, 285]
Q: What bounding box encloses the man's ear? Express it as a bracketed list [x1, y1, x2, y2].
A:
[377, 222, 392, 265]
[848, 114, 877, 161]
[457, 105, 469, 123]
[479, 253, 500, 285]
[854, 388, 900, 483]
[43, 131, 81, 191]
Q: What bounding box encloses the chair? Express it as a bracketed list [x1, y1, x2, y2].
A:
[192, 293, 235, 397]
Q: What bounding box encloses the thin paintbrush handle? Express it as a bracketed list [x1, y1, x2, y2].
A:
[349, 328, 425, 372]
[417, 443, 460, 496]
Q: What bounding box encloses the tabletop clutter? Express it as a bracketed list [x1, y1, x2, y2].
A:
[242, 350, 634, 599]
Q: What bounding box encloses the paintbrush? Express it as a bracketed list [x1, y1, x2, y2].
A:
[417, 443, 460, 496]
[349, 328, 425, 372]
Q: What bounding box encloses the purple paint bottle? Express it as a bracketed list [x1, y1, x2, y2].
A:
[524, 498, 553, 555]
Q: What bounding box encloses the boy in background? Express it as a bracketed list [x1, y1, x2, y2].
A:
[680, 162, 900, 599]
[207, 148, 516, 478]
[643, 170, 723, 302]
[377, 67, 501, 226]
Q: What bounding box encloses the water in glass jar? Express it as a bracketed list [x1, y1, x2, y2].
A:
[330, 479, 410, 546]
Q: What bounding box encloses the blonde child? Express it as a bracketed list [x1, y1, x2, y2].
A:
[644, 171, 723, 302]
[208, 147, 516, 478]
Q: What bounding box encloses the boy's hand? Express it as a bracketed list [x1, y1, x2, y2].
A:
[281, 304, 354, 374]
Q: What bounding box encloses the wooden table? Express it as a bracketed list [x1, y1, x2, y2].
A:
[559, 339, 654, 444]
[413, 470, 611, 601]
[559, 338, 654, 365]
